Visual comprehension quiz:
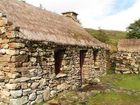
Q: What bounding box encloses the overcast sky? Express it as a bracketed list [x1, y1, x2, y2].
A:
[25, 0, 140, 31]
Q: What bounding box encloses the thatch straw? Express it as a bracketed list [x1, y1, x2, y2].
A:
[0, 0, 106, 48]
[118, 39, 140, 52]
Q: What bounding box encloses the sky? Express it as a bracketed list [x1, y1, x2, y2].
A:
[25, 0, 140, 31]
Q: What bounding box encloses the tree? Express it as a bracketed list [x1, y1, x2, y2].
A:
[127, 19, 140, 38]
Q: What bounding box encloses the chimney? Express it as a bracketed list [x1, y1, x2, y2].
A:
[20, 0, 26, 3]
[62, 11, 80, 24]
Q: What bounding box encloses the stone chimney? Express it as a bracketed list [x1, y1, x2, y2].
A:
[62, 11, 80, 24]
[19, 0, 26, 3]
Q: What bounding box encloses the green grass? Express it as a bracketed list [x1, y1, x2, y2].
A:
[114, 75, 140, 91]
[37, 74, 140, 105]
[101, 74, 140, 91]
[87, 91, 140, 105]
[85, 28, 127, 51]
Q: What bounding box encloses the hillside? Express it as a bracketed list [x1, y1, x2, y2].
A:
[85, 28, 127, 51]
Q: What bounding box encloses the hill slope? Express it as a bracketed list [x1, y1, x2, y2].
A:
[85, 28, 127, 51]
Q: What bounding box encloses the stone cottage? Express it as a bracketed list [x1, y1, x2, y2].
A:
[0, 0, 108, 105]
[114, 39, 140, 74]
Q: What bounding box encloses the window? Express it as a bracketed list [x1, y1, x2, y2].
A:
[80, 50, 87, 85]
[54, 49, 65, 75]
[93, 49, 99, 63]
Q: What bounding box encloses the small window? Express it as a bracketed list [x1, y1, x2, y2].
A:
[80, 50, 87, 85]
[54, 49, 65, 75]
[93, 49, 99, 63]
[80, 50, 87, 69]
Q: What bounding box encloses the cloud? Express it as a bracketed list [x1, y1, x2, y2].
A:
[88, 0, 140, 31]
[110, 0, 136, 15]
[25, 0, 140, 31]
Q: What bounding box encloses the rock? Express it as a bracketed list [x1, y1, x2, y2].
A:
[2, 89, 10, 97]
[0, 27, 6, 34]
[0, 18, 7, 26]
[134, 71, 139, 74]
[5, 83, 21, 90]
[39, 79, 47, 87]
[10, 90, 23, 98]
[29, 93, 37, 101]
[6, 31, 16, 38]
[19, 51, 26, 55]
[56, 73, 67, 78]
[115, 71, 121, 74]
[9, 43, 25, 49]
[21, 96, 28, 104]
[50, 90, 57, 97]
[43, 87, 50, 101]
[7, 73, 21, 79]
[21, 83, 28, 89]
[49, 73, 55, 79]
[57, 83, 70, 91]
[88, 78, 100, 85]
[0, 49, 6, 54]
[5, 49, 15, 55]
[23, 89, 31, 96]
[10, 96, 28, 105]
[47, 99, 60, 105]
[30, 57, 37, 63]
[0, 76, 5, 82]
[30, 101, 36, 105]
[93, 78, 100, 83]
[16, 77, 30, 82]
[2, 44, 9, 49]
[0, 55, 11, 62]
[10, 55, 29, 63]
[35, 94, 43, 104]
[31, 82, 39, 89]
[37, 91, 43, 95]
[31, 76, 41, 80]
[123, 71, 131, 74]
[10, 98, 22, 105]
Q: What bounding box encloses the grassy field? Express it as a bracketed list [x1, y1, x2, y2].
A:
[36, 74, 140, 105]
[85, 28, 127, 51]
[87, 91, 140, 105]
[86, 74, 140, 105]
[101, 74, 140, 91]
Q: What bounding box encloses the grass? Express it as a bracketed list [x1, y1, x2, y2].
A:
[87, 74, 140, 105]
[101, 74, 140, 91]
[87, 91, 140, 105]
[36, 74, 140, 105]
[85, 28, 127, 51]
[114, 75, 140, 91]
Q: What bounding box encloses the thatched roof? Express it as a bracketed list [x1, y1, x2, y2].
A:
[0, 0, 106, 48]
[118, 39, 140, 52]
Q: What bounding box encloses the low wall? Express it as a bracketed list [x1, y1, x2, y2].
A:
[113, 52, 140, 74]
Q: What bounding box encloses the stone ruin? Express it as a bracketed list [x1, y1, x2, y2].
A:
[112, 39, 140, 74]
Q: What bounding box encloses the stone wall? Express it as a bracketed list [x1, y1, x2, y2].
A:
[112, 52, 140, 74]
[0, 13, 107, 105]
[78, 48, 107, 83]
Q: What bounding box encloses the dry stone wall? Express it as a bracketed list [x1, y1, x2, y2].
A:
[82, 49, 107, 81]
[112, 52, 140, 74]
[0, 13, 107, 105]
